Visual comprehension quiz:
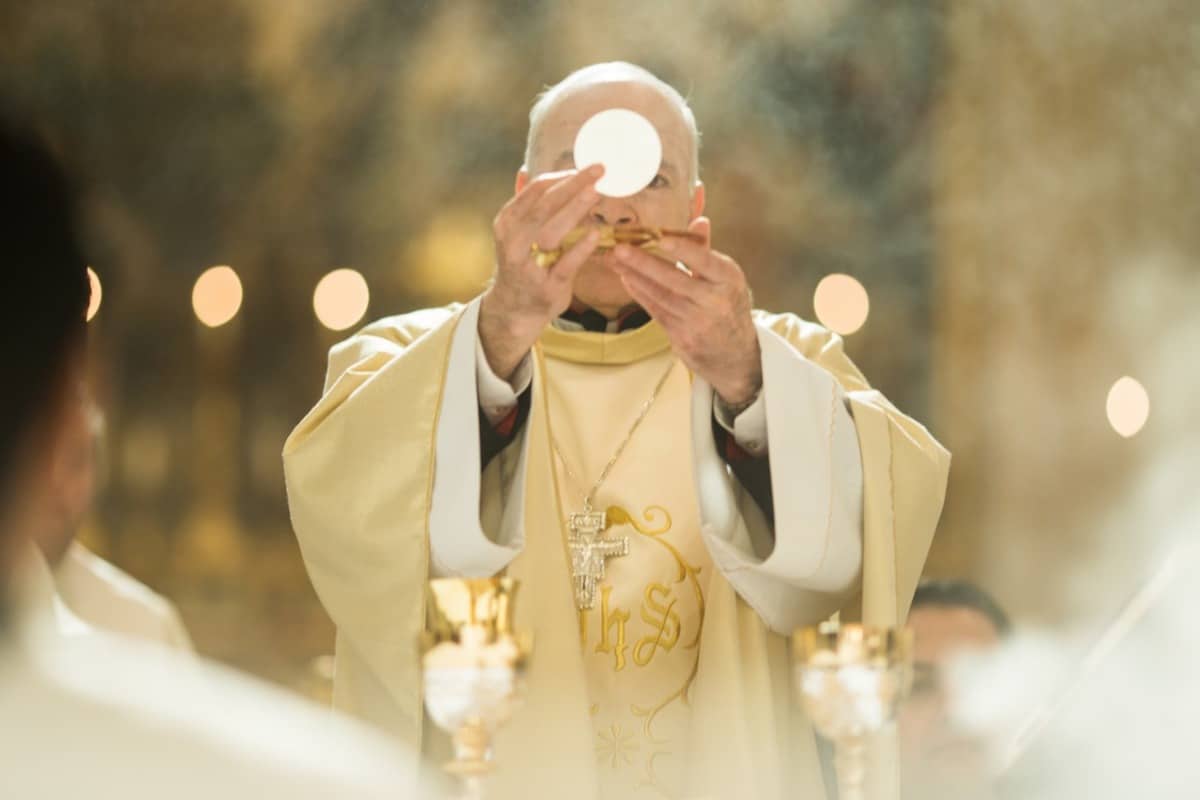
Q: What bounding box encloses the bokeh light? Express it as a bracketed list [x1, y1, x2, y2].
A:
[86, 267, 102, 321]
[192, 266, 243, 328]
[813, 273, 870, 336]
[1106, 377, 1150, 438]
[313, 268, 370, 331]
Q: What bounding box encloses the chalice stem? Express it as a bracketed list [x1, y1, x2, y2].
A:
[834, 735, 868, 800]
[457, 774, 484, 800]
[446, 719, 493, 799]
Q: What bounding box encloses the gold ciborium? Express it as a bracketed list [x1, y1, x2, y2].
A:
[421, 578, 531, 799]
[793, 622, 914, 800]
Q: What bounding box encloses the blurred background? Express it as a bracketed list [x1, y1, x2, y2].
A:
[0, 0, 1195, 716]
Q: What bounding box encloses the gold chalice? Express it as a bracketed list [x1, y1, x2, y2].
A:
[793, 622, 914, 800]
[421, 578, 531, 799]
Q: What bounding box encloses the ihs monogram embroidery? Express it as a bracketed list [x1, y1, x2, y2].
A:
[580, 504, 710, 795]
[577, 505, 705, 677]
[634, 582, 681, 666]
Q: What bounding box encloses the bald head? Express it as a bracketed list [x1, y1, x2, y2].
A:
[524, 62, 701, 185]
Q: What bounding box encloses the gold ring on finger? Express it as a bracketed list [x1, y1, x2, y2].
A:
[530, 242, 562, 269]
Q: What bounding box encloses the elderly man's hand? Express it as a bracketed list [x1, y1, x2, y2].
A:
[610, 217, 763, 408]
[479, 166, 605, 381]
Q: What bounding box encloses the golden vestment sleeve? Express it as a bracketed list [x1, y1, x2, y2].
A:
[775, 312, 951, 800]
[756, 311, 951, 626]
[283, 305, 463, 747]
[684, 313, 949, 800]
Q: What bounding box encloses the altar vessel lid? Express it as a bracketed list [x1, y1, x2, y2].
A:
[573, 108, 663, 197]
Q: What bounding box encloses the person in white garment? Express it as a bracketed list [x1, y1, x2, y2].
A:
[285, 61, 951, 799]
[28, 380, 194, 650]
[55, 540, 194, 650]
[0, 118, 428, 799]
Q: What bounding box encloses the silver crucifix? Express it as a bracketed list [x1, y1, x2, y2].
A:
[566, 508, 629, 611]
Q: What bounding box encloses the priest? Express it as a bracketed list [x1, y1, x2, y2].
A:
[284, 61, 950, 799]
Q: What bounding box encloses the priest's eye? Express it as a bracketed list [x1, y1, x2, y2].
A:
[648, 174, 669, 189]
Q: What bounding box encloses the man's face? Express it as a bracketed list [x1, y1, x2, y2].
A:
[522, 80, 703, 315]
[900, 605, 1003, 799]
[30, 382, 96, 566]
[0, 368, 87, 590]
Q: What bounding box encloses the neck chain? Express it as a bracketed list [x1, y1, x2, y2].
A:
[550, 359, 676, 513]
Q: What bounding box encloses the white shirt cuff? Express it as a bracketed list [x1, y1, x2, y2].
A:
[430, 299, 527, 579]
[713, 389, 769, 457]
[475, 334, 532, 426]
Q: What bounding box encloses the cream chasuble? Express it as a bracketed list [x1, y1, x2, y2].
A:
[283, 296, 951, 800]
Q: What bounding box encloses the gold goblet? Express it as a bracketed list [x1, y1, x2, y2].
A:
[793, 622, 914, 800]
[421, 578, 531, 800]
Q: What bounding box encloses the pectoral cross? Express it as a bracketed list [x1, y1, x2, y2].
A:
[566, 508, 629, 611]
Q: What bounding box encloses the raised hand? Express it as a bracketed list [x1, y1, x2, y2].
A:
[610, 216, 763, 407]
[479, 165, 605, 381]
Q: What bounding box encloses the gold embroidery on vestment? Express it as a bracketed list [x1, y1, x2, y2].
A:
[605, 503, 712, 786]
[607, 505, 705, 651]
[605, 504, 670, 535]
[576, 497, 712, 795]
[639, 750, 675, 797]
[633, 583, 681, 666]
[595, 584, 630, 671]
[596, 722, 639, 768]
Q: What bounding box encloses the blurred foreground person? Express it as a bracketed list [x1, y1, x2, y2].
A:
[286, 61, 951, 799]
[900, 579, 1010, 800]
[0, 119, 426, 799]
[55, 539, 195, 649]
[24, 384, 194, 650]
